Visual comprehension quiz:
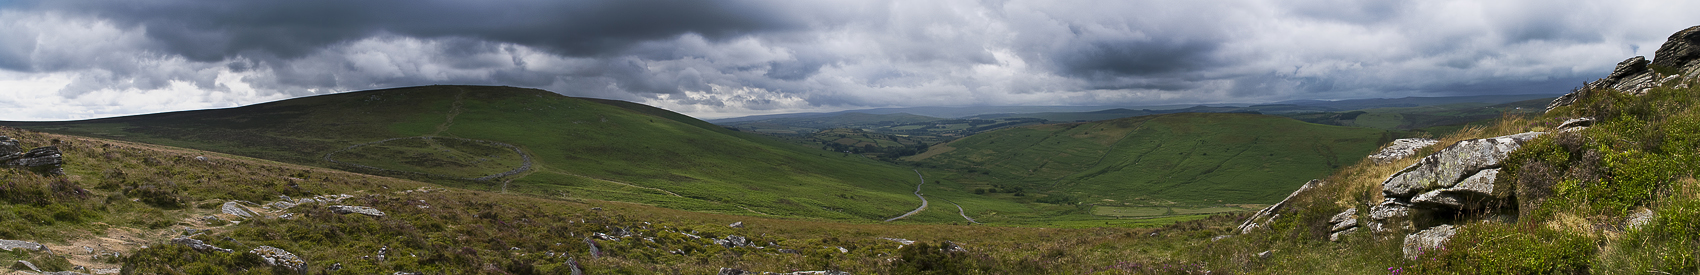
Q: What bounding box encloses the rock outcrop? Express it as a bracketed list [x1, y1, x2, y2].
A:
[0, 239, 46, 251]
[1364, 132, 1543, 257]
[222, 201, 258, 218]
[1549, 25, 1700, 112]
[1327, 207, 1360, 241]
[1402, 224, 1456, 258]
[249, 246, 306, 271]
[1237, 179, 1322, 234]
[328, 205, 385, 217]
[172, 237, 233, 253]
[1367, 138, 1439, 164]
[0, 136, 65, 175]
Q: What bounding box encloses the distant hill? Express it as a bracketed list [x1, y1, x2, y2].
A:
[0, 85, 1003, 220]
[906, 112, 1394, 207]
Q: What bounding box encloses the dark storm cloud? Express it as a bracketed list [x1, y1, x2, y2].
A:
[1, 0, 1698, 121]
[32, 0, 796, 61]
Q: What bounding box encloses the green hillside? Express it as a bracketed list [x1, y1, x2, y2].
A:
[1, 85, 1020, 221]
[907, 112, 1395, 207]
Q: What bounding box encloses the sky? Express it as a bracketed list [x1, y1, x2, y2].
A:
[0, 0, 1696, 121]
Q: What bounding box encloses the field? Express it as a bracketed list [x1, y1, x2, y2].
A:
[904, 112, 1394, 207]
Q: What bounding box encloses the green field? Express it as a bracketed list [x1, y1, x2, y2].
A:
[906, 112, 1393, 206]
[0, 85, 1037, 222]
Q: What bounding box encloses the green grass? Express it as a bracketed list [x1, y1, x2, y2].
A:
[907, 112, 1393, 206]
[0, 86, 1005, 222]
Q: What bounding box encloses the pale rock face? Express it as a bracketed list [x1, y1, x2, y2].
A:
[1236, 179, 1322, 234]
[249, 246, 307, 271]
[222, 201, 258, 218]
[328, 205, 385, 217]
[1402, 224, 1456, 258]
[1381, 132, 1542, 198]
[1367, 138, 1439, 164]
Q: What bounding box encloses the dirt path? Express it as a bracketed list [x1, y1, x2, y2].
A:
[432, 88, 467, 136]
[885, 169, 929, 222]
[940, 198, 981, 224]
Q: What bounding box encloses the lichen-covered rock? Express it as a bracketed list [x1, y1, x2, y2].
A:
[0, 140, 64, 175]
[1329, 227, 1360, 242]
[1328, 207, 1359, 232]
[1556, 117, 1595, 133]
[1367, 199, 1416, 233]
[328, 205, 385, 217]
[1367, 138, 1439, 164]
[222, 201, 258, 218]
[0, 239, 45, 251]
[1652, 25, 1700, 75]
[1382, 132, 1543, 198]
[172, 237, 233, 253]
[249, 246, 306, 271]
[1237, 179, 1321, 234]
[1403, 224, 1457, 258]
[1626, 208, 1656, 231]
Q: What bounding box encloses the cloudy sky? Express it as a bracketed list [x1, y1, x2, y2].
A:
[0, 0, 1695, 120]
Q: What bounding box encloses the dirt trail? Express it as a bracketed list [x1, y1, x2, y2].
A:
[885, 169, 929, 222]
[940, 198, 981, 224]
[432, 88, 467, 136]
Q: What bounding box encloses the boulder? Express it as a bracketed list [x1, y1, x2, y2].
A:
[222, 202, 258, 218]
[328, 205, 385, 217]
[1329, 227, 1360, 242]
[1367, 138, 1439, 164]
[1626, 208, 1656, 231]
[1328, 207, 1359, 232]
[1237, 179, 1322, 234]
[1367, 199, 1416, 233]
[1402, 224, 1457, 258]
[0, 239, 45, 251]
[1556, 117, 1595, 133]
[0, 140, 64, 175]
[729, 221, 744, 228]
[1381, 132, 1543, 198]
[249, 246, 306, 271]
[172, 237, 233, 253]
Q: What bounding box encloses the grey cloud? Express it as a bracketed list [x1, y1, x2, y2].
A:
[33, 0, 798, 61]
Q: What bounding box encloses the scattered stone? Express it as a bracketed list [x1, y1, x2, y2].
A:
[15, 260, 39, 272]
[1367, 138, 1439, 164]
[222, 201, 258, 218]
[1210, 235, 1232, 242]
[1237, 179, 1322, 234]
[837, 246, 847, 253]
[329, 205, 385, 217]
[1403, 224, 1457, 258]
[0, 239, 46, 251]
[1329, 227, 1360, 242]
[778, 249, 800, 254]
[941, 241, 966, 253]
[1254, 250, 1272, 259]
[717, 235, 752, 248]
[880, 238, 915, 245]
[172, 237, 233, 253]
[567, 257, 584, 275]
[729, 221, 744, 228]
[1626, 208, 1656, 230]
[249, 246, 307, 271]
[584, 238, 601, 259]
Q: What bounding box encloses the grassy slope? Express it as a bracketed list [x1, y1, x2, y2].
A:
[908, 113, 1392, 206]
[1, 85, 1027, 222]
[0, 126, 1197, 274]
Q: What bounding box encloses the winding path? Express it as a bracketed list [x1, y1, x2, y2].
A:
[885, 169, 929, 222]
[941, 198, 981, 224]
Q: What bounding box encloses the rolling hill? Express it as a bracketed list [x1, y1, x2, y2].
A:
[906, 112, 1395, 209]
[0, 85, 1019, 221]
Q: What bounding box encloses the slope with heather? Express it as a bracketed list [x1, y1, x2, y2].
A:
[1, 85, 1025, 221]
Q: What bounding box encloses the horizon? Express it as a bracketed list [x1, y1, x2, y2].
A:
[0, 1, 1693, 121]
